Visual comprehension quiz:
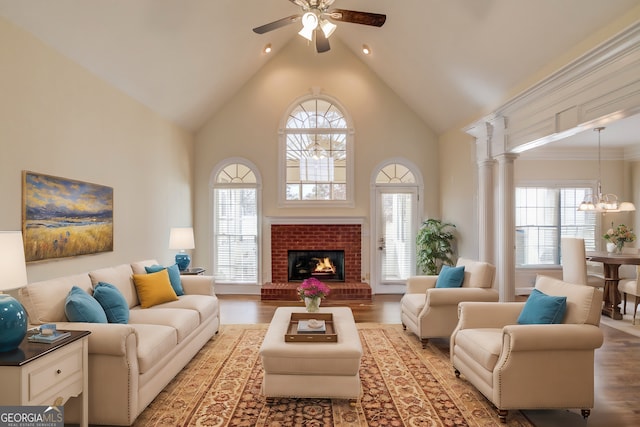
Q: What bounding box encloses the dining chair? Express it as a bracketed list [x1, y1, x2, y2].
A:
[560, 237, 604, 288]
[618, 248, 640, 325]
[618, 265, 640, 324]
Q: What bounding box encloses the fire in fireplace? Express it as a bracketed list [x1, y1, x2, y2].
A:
[288, 250, 345, 282]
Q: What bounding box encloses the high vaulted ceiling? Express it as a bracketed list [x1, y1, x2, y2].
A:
[1, 0, 638, 143]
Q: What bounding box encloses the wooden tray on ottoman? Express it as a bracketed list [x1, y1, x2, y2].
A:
[285, 312, 337, 342]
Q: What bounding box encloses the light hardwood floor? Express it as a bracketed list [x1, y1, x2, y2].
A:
[218, 294, 640, 426]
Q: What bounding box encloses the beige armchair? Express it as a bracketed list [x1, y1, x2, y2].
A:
[450, 275, 604, 423]
[401, 258, 498, 347]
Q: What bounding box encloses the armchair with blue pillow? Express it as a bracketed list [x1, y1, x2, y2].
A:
[401, 257, 498, 348]
[450, 275, 604, 423]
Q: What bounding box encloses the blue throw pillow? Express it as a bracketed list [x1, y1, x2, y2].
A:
[517, 288, 567, 324]
[145, 264, 184, 296]
[93, 282, 129, 324]
[65, 286, 108, 323]
[435, 265, 465, 288]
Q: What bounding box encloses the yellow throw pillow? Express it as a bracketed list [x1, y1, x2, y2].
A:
[132, 269, 178, 308]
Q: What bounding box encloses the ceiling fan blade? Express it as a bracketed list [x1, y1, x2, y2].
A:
[253, 14, 301, 34]
[328, 9, 386, 27]
[315, 29, 331, 53]
[289, 0, 309, 8]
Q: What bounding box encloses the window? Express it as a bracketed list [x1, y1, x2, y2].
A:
[281, 95, 353, 205]
[515, 185, 597, 266]
[212, 161, 260, 284]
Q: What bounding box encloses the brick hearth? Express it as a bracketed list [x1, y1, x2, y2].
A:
[261, 282, 372, 301]
[263, 221, 371, 301]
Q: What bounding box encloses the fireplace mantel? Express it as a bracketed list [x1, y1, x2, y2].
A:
[265, 216, 366, 225]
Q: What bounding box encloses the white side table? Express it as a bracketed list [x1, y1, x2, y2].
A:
[0, 330, 90, 427]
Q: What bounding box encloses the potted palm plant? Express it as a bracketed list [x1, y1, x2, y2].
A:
[416, 218, 456, 275]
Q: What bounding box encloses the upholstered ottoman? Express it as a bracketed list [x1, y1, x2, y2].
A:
[259, 307, 363, 401]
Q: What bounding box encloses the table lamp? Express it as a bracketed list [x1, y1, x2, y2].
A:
[169, 227, 195, 271]
[0, 231, 29, 352]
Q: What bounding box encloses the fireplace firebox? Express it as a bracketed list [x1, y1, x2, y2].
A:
[288, 250, 345, 282]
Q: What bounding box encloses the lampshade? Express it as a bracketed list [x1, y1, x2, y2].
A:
[320, 19, 336, 38]
[298, 12, 318, 41]
[169, 227, 195, 271]
[0, 232, 28, 291]
[169, 227, 195, 250]
[0, 231, 28, 352]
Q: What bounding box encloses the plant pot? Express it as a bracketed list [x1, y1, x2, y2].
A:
[304, 297, 321, 313]
[606, 242, 616, 253]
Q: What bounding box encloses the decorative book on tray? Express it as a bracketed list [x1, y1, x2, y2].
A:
[297, 319, 326, 333]
[28, 331, 71, 344]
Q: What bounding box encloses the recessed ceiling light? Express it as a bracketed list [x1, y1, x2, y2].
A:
[263, 44, 272, 54]
[362, 44, 371, 55]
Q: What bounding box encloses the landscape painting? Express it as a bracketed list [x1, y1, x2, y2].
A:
[22, 171, 113, 262]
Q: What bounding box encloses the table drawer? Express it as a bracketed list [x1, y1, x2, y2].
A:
[28, 341, 83, 401]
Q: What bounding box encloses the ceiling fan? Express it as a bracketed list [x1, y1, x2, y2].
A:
[253, 0, 386, 54]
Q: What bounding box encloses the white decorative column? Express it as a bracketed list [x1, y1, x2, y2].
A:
[496, 153, 518, 302]
[467, 122, 496, 264]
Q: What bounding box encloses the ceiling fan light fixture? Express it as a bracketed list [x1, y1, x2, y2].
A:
[362, 44, 371, 55]
[298, 12, 318, 41]
[320, 19, 336, 38]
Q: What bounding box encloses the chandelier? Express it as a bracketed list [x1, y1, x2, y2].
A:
[577, 127, 636, 212]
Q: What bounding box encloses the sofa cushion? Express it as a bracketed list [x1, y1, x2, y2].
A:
[132, 269, 179, 308]
[435, 265, 465, 288]
[65, 286, 108, 323]
[154, 295, 219, 323]
[145, 264, 184, 296]
[456, 258, 495, 288]
[454, 328, 502, 372]
[129, 307, 199, 343]
[89, 264, 138, 308]
[18, 273, 93, 324]
[130, 323, 177, 374]
[534, 275, 601, 325]
[130, 259, 160, 275]
[517, 288, 567, 324]
[93, 282, 130, 324]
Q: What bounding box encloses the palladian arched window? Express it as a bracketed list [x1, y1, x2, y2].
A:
[280, 94, 353, 206]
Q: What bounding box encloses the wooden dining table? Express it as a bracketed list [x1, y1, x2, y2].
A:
[586, 251, 640, 319]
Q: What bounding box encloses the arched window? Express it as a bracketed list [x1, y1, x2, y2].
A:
[211, 159, 261, 284]
[280, 94, 353, 206]
[375, 163, 416, 184]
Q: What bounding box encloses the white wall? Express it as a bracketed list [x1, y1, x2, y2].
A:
[194, 37, 439, 284]
[0, 17, 195, 282]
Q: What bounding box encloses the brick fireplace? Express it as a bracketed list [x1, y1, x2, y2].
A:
[262, 218, 371, 301]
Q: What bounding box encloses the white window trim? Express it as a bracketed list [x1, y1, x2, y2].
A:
[278, 92, 355, 208]
[209, 157, 262, 286]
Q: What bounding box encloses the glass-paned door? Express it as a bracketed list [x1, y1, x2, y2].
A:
[375, 187, 417, 285]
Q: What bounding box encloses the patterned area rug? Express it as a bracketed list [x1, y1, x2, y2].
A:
[134, 324, 533, 426]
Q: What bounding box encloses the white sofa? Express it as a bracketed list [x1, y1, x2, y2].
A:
[18, 259, 220, 426]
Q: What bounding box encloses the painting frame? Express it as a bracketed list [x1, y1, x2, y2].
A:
[22, 171, 114, 262]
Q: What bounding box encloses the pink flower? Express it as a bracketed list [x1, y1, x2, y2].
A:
[296, 277, 331, 301]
